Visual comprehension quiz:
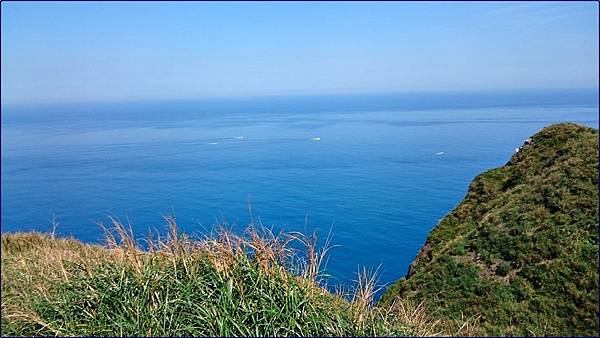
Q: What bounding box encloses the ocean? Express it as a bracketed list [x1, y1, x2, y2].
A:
[1, 89, 598, 292]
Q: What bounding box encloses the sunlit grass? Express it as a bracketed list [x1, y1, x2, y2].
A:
[1, 216, 451, 336]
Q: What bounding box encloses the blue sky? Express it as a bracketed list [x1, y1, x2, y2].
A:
[1, 1, 598, 104]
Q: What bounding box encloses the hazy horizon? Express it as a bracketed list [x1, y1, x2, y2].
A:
[1, 87, 599, 109]
[2, 1, 598, 105]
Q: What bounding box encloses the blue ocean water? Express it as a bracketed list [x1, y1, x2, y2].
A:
[1, 89, 598, 292]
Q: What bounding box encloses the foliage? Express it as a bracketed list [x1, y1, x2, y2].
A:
[380, 123, 599, 336]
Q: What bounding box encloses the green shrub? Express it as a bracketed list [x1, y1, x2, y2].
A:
[496, 261, 510, 276]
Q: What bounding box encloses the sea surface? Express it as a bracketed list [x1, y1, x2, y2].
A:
[2, 89, 598, 293]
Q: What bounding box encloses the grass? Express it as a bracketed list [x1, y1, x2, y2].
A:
[2, 217, 451, 336]
[379, 123, 599, 336]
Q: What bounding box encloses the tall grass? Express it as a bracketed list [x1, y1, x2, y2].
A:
[1, 216, 456, 336]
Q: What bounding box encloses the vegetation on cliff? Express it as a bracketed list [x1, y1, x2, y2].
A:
[379, 123, 599, 336]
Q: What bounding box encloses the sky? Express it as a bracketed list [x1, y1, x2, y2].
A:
[1, 1, 598, 105]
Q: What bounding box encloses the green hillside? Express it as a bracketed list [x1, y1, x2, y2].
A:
[379, 123, 599, 336]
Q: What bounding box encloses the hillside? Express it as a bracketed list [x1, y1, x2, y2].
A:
[379, 123, 599, 336]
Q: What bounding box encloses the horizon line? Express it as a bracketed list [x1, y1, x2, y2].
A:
[2, 86, 599, 108]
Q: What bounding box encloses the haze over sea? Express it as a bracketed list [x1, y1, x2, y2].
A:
[1, 89, 598, 289]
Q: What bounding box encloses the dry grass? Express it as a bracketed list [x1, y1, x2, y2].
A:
[388, 298, 443, 336]
[2, 216, 461, 336]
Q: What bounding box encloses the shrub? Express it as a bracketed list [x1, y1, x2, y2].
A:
[496, 261, 510, 276]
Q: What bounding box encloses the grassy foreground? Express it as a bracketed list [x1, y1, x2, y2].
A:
[1, 219, 467, 336]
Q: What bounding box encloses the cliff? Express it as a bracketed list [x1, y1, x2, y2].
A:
[379, 123, 599, 336]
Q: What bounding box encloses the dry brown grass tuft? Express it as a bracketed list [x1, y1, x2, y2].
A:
[198, 224, 244, 275]
[448, 311, 482, 336]
[352, 266, 382, 308]
[98, 216, 147, 275]
[288, 226, 336, 283]
[389, 297, 443, 336]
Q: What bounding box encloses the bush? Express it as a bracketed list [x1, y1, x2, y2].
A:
[496, 261, 510, 276]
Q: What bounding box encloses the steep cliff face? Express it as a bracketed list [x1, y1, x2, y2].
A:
[380, 123, 599, 336]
